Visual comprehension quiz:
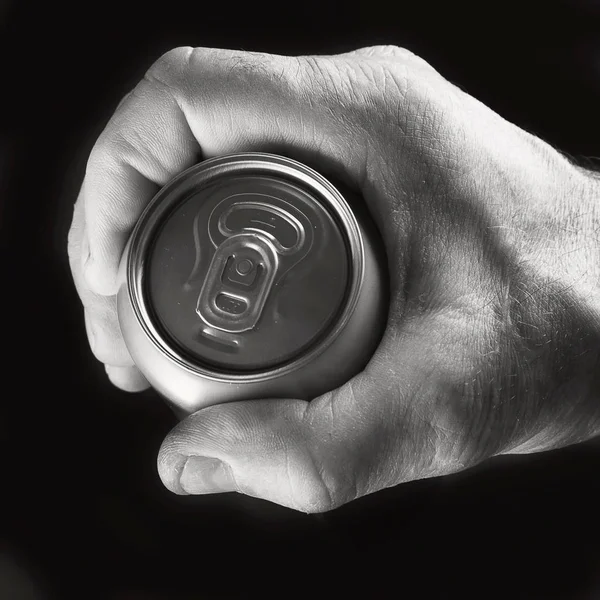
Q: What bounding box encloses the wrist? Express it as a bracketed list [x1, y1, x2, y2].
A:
[541, 157, 600, 316]
[502, 159, 600, 454]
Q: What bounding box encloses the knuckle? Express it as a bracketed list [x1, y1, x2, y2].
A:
[141, 46, 198, 98]
[148, 46, 193, 80]
[344, 44, 418, 66]
[357, 44, 408, 59]
[346, 44, 437, 89]
[87, 132, 120, 178]
[297, 55, 359, 109]
[115, 90, 133, 112]
[146, 46, 291, 110]
[297, 463, 351, 514]
[154, 46, 284, 84]
[299, 482, 339, 514]
[375, 43, 407, 56]
[298, 445, 352, 514]
[371, 44, 431, 70]
[296, 389, 365, 513]
[218, 49, 291, 93]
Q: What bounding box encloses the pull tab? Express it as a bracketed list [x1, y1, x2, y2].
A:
[196, 233, 278, 333]
[196, 195, 315, 334]
[208, 195, 314, 263]
[218, 203, 304, 254]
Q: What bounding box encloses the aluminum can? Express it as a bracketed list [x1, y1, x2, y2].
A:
[117, 153, 388, 416]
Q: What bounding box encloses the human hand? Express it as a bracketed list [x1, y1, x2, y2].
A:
[68, 45, 600, 512]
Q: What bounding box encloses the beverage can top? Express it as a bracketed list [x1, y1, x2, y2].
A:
[138, 154, 354, 373]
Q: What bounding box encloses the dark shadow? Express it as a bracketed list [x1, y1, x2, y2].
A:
[2, 1, 600, 598]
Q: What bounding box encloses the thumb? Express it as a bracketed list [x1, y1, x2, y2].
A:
[157, 374, 399, 513]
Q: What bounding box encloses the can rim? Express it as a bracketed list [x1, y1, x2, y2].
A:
[127, 152, 365, 383]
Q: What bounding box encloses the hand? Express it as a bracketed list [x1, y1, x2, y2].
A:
[68, 45, 600, 512]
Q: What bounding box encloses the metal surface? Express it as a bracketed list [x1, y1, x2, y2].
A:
[146, 171, 350, 370]
[117, 152, 388, 415]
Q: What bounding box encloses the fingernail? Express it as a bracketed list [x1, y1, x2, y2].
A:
[179, 456, 237, 495]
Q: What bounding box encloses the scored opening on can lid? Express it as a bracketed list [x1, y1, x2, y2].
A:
[128, 153, 364, 376]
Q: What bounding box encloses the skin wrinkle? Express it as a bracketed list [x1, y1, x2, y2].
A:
[91, 166, 154, 247]
[301, 434, 337, 512]
[139, 86, 194, 163]
[326, 391, 337, 442]
[488, 281, 528, 443]
[106, 133, 173, 187]
[284, 450, 298, 511]
[432, 179, 540, 460]
[400, 396, 442, 479]
[385, 338, 461, 473]
[500, 274, 595, 453]
[70, 45, 600, 511]
[85, 86, 198, 267]
[140, 74, 199, 154]
[306, 383, 373, 505]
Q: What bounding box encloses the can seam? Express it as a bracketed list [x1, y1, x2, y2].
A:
[127, 153, 365, 383]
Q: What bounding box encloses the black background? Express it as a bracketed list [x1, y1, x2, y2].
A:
[2, 1, 600, 598]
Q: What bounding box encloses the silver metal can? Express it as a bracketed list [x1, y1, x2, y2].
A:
[117, 153, 388, 417]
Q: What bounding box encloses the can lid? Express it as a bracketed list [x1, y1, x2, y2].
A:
[144, 157, 351, 373]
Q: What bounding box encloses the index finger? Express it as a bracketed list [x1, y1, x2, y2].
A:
[77, 45, 385, 296]
[79, 49, 200, 295]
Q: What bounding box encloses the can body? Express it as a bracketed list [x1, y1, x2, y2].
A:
[117, 153, 388, 416]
